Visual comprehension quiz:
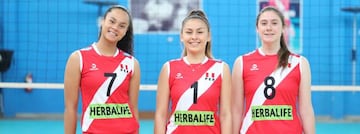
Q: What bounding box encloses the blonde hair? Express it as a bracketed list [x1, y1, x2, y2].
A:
[180, 9, 213, 59]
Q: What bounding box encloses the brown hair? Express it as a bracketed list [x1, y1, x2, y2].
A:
[256, 6, 290, 68]
[180, 9, 213, 59]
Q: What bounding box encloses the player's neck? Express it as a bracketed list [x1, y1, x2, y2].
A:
[184, 55, 207, 64]
[95, 41, 118, 56]
[260, 44, 280, 55]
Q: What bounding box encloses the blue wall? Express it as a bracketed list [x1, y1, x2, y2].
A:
[1, 0, 360, 119]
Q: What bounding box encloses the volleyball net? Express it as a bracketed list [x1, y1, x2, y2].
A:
[1, 0, 359, 120]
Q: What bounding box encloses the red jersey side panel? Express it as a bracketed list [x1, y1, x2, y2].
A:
[79, 45, 139, 134]
[166, 58, 223, 134]
[240, 49, 302, 134]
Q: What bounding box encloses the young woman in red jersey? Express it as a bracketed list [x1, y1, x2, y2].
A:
[64, 5, 140, 134]
[232, 6, 315, 134]
[154, 9, 232, 134]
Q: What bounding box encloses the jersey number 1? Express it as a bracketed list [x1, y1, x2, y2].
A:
[191, 81, 198, 104]
[104, 73, 117, 96]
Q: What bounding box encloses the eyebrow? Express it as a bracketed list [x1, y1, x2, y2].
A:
[184, 27, 206, 30]
[260, 19, 279, 22]
[109, 17, 128, 24]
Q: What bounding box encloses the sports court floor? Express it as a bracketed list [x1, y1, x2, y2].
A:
[0, 119, 359, 134]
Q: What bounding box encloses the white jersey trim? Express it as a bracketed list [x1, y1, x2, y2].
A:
[77, 50, 83, 72]
[92, 43, 119, 57]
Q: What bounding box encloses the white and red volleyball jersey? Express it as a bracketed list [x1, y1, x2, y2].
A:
[240, 49, 303, 134]
[78, 43, 139, 134]
[165, 57, 224, 134]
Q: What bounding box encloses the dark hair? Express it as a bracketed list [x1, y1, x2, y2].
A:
[99, 5, 134, 55]
[256, 6, 290, 68]
[181, 9, 213, 59]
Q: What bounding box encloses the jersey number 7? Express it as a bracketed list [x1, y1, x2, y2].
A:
[104, 73, 117, 96]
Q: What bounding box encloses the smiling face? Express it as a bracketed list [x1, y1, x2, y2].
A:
[256, 10, 284, 46]
[100, 8, 130, 43]
[180, 18, 211, 55]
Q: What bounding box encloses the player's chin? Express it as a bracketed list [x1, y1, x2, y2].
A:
[105, 36, 120, 43]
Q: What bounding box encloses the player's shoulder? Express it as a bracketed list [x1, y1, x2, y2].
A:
[121, 50, 134, 59]
[210, 58, 227, 65]
[209, 58, 230, 69]
[79, 43, 95, 52]
[68, 44, 93, 59]
[160, 58, 181, 68]
[211, 58, 222, 62]
[79, 46, 93, 51]
[290, 52, 301, 58]
[168, 58, 182, 63]
[289, 52, 305, 63]
[243, 49, 257, 57]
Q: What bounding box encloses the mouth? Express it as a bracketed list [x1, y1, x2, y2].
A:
[189, 41, 201, 47]
[264, 33, 275, 36]
[108, 29, 118, 37]
[263, 33, 276, 38]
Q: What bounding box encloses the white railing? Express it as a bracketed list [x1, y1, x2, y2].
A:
[1, 82, 360, 91]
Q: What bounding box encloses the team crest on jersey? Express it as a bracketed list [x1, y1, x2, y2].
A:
[250, 64, 259, 71]
[120, 64, 129, 73]
[204, 72, 215, 81]
[175, 73, 183, 79]
[89, 63, 99, 71]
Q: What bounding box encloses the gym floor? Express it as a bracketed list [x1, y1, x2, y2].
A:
[0, 119, 359, 134]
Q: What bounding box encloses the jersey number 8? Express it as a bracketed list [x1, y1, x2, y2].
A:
[263, 76, 276, 99]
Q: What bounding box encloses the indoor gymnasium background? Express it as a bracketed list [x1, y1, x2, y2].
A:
[1, 0, 360, 133]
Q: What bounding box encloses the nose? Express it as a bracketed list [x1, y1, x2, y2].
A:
[112, 25, 120, 31]
[266, 24, 272, 31]
[191, 33, 198, 39]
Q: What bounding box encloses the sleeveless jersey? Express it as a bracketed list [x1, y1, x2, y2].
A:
[166, 57, 224, 134]
[240, 49, 303, 134]
[78, 43, 139, 134]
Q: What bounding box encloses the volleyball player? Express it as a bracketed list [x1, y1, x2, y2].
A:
[64, 5, 140, 134]
[154, 9, 232, 134]
[231, 6, 315, 134]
